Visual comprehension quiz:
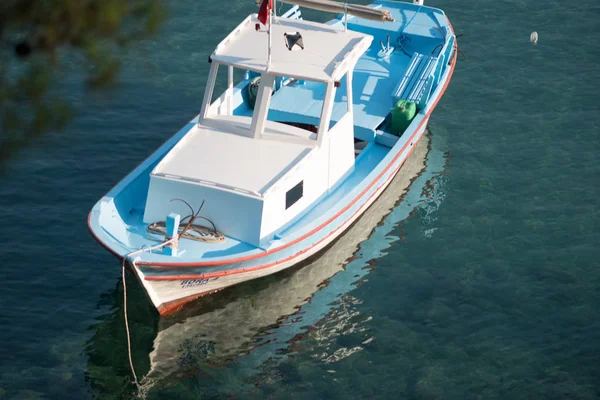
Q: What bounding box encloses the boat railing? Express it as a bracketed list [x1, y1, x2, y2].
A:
[430, 33, 455, 90]
[281, 4, 302, 20]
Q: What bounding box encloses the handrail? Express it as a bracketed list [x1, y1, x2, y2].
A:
[281, 4, 301, 19]
[430, 33, 455, 89]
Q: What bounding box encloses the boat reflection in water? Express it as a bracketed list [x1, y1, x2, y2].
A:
[86, 130, 449, 397]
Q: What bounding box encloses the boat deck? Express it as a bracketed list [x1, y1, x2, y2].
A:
[233, 1, 448, 142]
[121, 140, 389, 264]
[211, 14, 370, 83]
[346, 0, 448, 40]
[260, 46, 413, 142]
[151, 117, 313, 196]
[89, 0, 453, 267]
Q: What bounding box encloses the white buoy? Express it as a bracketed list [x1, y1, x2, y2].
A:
[530, 31, 538, 45]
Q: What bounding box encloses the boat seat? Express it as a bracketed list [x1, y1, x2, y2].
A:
[391, 52, 438, 109]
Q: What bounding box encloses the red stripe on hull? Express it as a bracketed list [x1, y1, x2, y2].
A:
[145, 123, 424, 282]
[89, 21, 458, 272]
[140, 35, 457, 269]
[157, 288, 223, 316]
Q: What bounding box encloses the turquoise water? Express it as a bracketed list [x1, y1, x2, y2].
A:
[1, 0, 599, 399]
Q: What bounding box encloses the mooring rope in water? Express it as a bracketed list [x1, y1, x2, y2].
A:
[121, 237, 177, 397]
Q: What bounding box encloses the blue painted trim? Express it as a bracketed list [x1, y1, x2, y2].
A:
[89, 0, 456, 273]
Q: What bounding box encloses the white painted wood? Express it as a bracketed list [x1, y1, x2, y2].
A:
[227, 65, 233, 115]
[330, 38, 371, 82]
[150, 116, 312, 196]
[346, 69, 354, 113]
[327, 112, 354, 191]
[260, 144, 329, 241]
[316, 83, 336, 147]
[199, 62, 219, 122]
[144, 175, 265, 245]
[211, 16, 372, 83]
[250, 73, 276, 139]
[267, 9, 272, 69]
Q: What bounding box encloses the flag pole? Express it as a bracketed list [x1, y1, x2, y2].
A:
[258, 0, 273, 69]
[267, 3, 272, 69]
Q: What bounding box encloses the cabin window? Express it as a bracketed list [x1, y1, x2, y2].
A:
[209, 64, 246, 116]
[285, 181, 303, 209]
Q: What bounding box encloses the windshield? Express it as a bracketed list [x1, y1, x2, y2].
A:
[203, 63, 349, 141]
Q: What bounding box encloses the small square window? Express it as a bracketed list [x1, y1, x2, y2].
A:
[285, 181, 303, 209]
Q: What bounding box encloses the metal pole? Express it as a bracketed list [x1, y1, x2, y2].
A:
[227, 65, 233, 115]
[344, 2, 348, 32]
[267, 7, 272, 69]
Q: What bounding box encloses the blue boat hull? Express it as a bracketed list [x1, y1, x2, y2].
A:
[88, 1, 458, 314]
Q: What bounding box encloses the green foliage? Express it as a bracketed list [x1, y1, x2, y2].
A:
[0, 0, 166, 163]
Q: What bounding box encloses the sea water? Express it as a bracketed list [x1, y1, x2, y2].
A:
[0, 0, 598, 398]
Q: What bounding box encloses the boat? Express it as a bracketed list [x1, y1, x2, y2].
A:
[86, 132, 450, 397]
[140, 132, 432, 391]
[88, 0, 458, 316]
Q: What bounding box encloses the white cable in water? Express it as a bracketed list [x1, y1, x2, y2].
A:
[121, 237, 177, 397]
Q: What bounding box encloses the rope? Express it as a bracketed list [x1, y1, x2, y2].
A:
[121, 237, 178, 397]
[403, 5, 422, 32]
[147, 221, 225, 243]
[122, 259, 140, 395]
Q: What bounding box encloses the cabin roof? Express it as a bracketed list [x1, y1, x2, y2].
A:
[211, 15, 373, 82]
[152, 116, 314, 197]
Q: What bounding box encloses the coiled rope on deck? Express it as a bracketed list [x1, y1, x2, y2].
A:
[147, 221, 225, 243]
[148, 198, 224, 243]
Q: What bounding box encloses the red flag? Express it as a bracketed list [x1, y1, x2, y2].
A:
[258, 0, 273, 26]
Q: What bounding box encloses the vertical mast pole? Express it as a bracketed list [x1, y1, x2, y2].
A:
[227, 65, 233, 115]
[267, 3, 272, 69]
[344, 3, 348, 32]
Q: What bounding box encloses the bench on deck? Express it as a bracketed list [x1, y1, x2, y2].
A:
[391, 52, 438, 110]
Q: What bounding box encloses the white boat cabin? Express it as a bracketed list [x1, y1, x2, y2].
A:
[144, 15, 373, 247]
